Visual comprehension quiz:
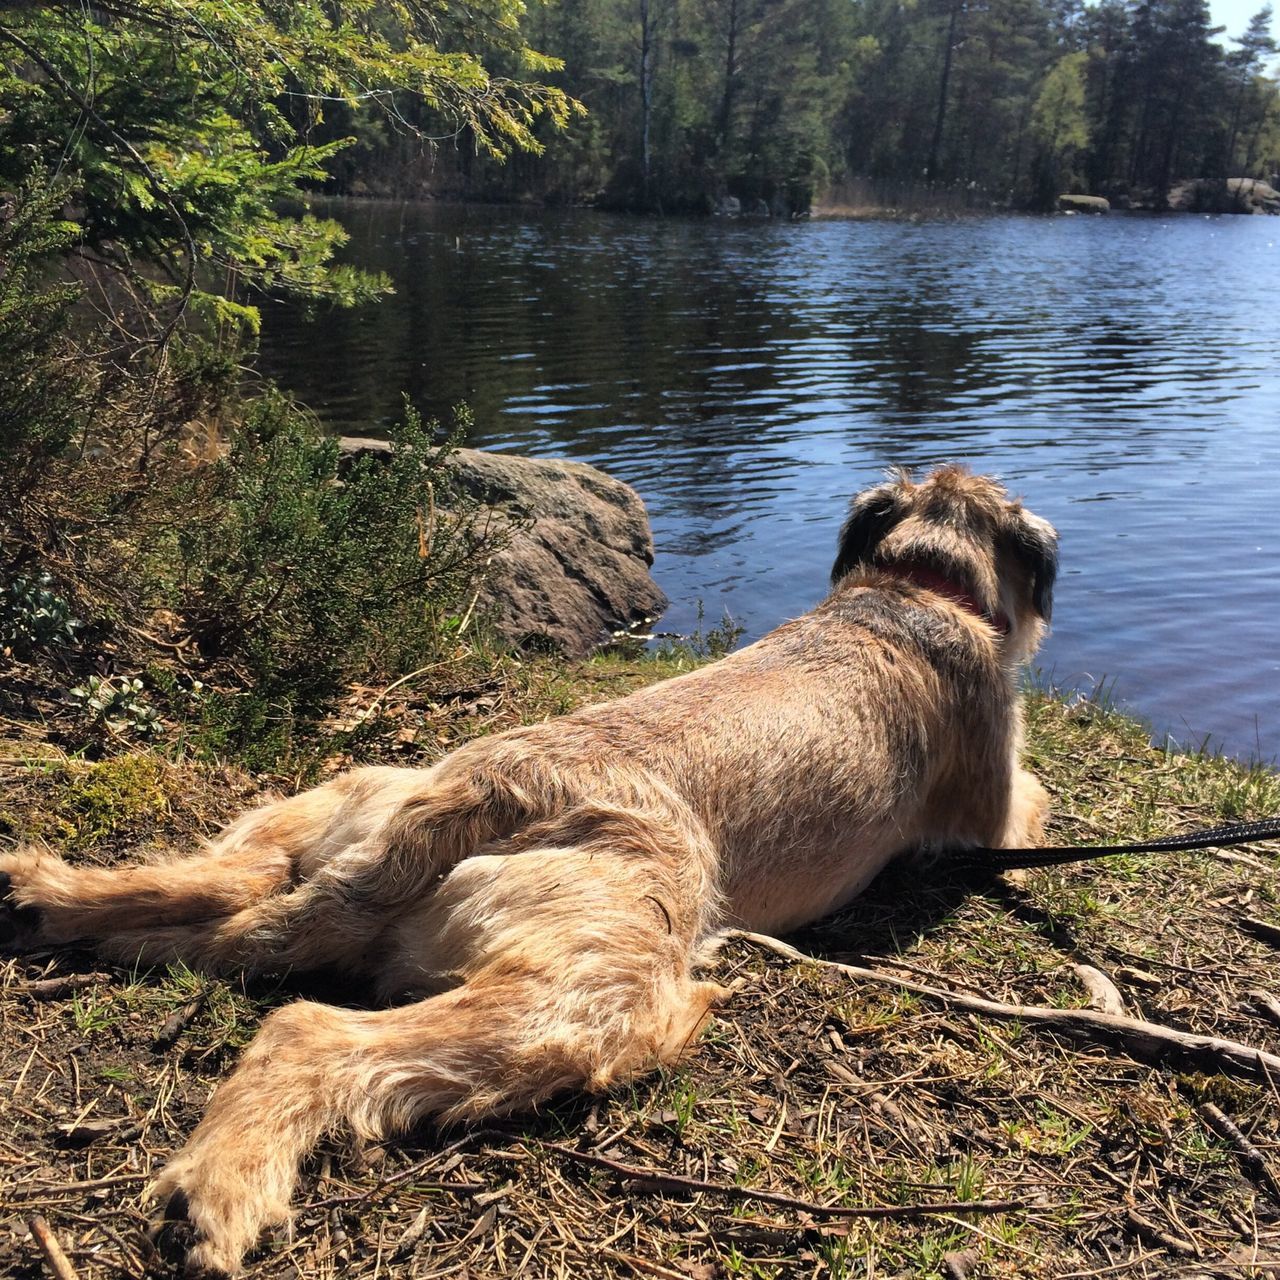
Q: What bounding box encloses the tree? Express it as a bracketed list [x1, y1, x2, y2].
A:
[0, 0, 575, 332]
[1031, 50, 1091, 202]
[1226, 7, 1278, 171]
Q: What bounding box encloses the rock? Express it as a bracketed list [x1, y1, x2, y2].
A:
[339, 439, 667, 656]
[713, 195, 741, 217]
[1058, 193, 1110, 214]
[1167, 177, 1280, 214]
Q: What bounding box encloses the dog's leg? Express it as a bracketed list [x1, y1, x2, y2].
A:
[0, 765, 488, 966]
[150, 811, 727, 1275]
[93, 763, 538, 974]
[1001, 767, 1049, 847]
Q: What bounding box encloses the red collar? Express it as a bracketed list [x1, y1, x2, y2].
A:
[881, 564, 1011, 637]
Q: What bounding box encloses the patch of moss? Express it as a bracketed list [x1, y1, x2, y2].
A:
[5, 752, 178, 854]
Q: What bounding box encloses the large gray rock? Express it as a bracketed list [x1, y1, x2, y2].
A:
[339, 439, 668, 655]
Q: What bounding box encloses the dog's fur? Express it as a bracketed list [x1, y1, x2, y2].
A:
[0, 466, 1057, 1275]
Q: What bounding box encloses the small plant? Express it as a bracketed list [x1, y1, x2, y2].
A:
[0, 572, 82, 657]
[656, 602, 746, 663]
[70, 675, 163, 738]
[71, 990, 116, 1035]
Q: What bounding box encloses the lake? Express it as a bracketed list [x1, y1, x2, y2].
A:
[257, 201, 1280, 762]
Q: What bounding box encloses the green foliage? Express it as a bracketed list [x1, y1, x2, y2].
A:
[70, 676, 164, 739]
[0, 184, 87, 533]
[384, 0, 1280, 210]
[1034, 52, 1091, 153]
[0, 573, 82, 659]
[0, 0, 574, 323]
[171, 396, 490, 717]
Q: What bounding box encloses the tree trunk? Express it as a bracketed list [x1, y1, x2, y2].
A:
[640, 0, 655, 208]
[926, 0, 962, 182]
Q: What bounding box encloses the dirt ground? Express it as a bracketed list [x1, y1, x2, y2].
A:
[4, 660, 1280, 1279]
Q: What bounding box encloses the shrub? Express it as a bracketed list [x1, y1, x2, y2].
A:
[0, 573, 82, 658]
[168, 393, 493, 717]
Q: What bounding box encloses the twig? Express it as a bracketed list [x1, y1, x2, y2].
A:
[1248, 989, 1280, 1030]
[28, 1215, 80, 1280]
[1124, 1207, 1198, 1256]
[304, 1129, 508, 1210]
[1240, 917, 1280, 948]
[7, 1172, 150, 1198]
[351, 662, 450, 729]
[545, 1143, 1029, 1220]
[1199, 1102, 1280, 1204]
[153, 992, 208, 1050]
[1072, 963, 1128, 1016]
[729, 930, 1280, 1082]
[14, 973, 113, 1002]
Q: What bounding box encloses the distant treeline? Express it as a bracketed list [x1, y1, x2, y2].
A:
[320, 0, 1279, 213]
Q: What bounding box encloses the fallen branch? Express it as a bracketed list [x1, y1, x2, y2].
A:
[1248, 989, 1280, 1030]
[546, 1143, 1029, 1220]
[1199, 1102, 1280, 1205]
[729, 931, 1280, 1082]
[14, 973, 113, 1002]
[1241, 917, 1280, 948]
[28, 1215, 79, 1280]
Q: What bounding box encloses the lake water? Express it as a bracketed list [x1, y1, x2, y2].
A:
[257, 201, 1280, 762]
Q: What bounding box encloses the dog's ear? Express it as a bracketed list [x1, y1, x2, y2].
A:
[832, 486, 903, 584]
[1008, 511, 1059, 622]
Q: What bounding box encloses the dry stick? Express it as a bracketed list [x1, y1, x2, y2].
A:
[28, 1215, 80, 1280]
[15, 974, 113, 1002]
[1071, 963, 1128, 1017]
[1199, 1102, 1280, 1205]
[1240, 917, 1280, 948]
[1248, 989, 1280, 1030]
[729, 931, 1280, 1082]
[1124, 1208, 1198, 1257]
[8, 1172, 150, 1199]
[153, 992, 207, 1051]
[545, 1143, 1029, 1220]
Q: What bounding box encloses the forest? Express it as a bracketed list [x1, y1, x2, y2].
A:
[323, 0, 1280, 213]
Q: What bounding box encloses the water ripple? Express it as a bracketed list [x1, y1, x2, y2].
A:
[258, 203, 1280, 761]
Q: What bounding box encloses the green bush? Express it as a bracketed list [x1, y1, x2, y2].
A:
[0, 184, 88, 569]
[170, 394, 492, 717]
[0, 573, 82, 658]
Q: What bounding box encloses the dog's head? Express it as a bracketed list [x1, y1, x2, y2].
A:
[831, 466, 1058, 662]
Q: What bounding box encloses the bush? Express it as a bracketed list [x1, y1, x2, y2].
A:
[168, 393, 492, 716]
[0, 184, 88, 572]
[0, 573, 82, 658]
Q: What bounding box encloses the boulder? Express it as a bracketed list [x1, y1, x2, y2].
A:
[1167, 178, 1280, 214]
[1058, 194, 1110, 213]
[339, 439, 668, 656]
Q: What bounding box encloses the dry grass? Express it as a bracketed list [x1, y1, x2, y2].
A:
[3, 658, 1280, 1279]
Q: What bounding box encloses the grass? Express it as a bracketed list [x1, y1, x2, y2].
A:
[3, 656, 1280, 1278]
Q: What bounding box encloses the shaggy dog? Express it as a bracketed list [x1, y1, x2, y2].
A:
[0, 465, 1057, 1275]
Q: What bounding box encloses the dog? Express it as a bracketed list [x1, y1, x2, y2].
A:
[0, 465, 1057, 1275]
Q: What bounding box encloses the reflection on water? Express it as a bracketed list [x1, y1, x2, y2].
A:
[257, 202, 1280, 761]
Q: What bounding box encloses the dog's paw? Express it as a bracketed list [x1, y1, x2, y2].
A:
[0, 855, 48, 951]
[147, 1150, 290, 1278]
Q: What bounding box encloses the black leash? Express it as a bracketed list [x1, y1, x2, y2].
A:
[955, 815, 1280, 873]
